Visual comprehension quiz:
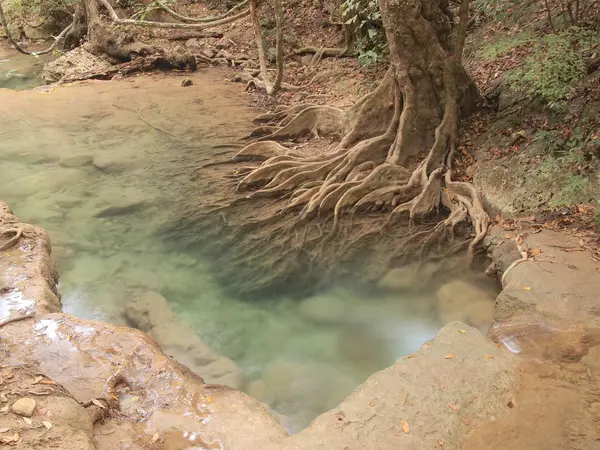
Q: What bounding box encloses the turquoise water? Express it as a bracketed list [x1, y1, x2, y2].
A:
[0, 53, 496, 431]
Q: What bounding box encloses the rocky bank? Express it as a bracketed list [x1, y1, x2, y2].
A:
[2, 199, 600, 449]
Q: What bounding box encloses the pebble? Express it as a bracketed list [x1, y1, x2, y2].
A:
[11, 398, 36, 417]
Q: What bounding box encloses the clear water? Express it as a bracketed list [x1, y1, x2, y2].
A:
[0, 45, 51, 90]
[0, 50, 496, 432]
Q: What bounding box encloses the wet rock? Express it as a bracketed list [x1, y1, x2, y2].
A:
[59, 154, 94, 168]
[11, 398, 36, 417]
[436, 280, 496, 331]
[125, 291, 244, 388]
[93, 195, 146, 218]
[92, 153, 144, 174]
[378, 267, 418, 291]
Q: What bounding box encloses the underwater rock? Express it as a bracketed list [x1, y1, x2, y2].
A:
[436, 280, 496, 332]
[298, 287, 358, 325]
[59, 154, 94, 168]
[125, 291, 244, 388]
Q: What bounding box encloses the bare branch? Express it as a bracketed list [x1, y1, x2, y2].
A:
[97, 0, 249, 30]
[156, 0, 249, 24]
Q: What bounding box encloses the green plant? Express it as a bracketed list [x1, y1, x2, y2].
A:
[505, 27, 599, 109]
[594, 202, 600, 231]
[341, 0, 386, 65]
[554, 174, 589, 205]
[479, 33, 533, 60]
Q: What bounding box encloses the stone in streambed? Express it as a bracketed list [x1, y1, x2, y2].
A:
[93, 194, 146, 218]
[11, 398, 36, 417]
[59, 154, 94, 168]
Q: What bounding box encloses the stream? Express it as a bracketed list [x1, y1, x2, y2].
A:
[0, 48, 497, 432]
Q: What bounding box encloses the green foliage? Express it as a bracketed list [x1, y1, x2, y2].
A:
[556, 175, 589, 205]
[479, 33, 533, 60]
[594, 203, 600, 231]
[341, 0, 386, 66]
[533, 126, 600, 206]
[505, 27, 599, 109]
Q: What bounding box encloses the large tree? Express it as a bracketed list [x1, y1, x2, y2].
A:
[232, 0, 488, 268]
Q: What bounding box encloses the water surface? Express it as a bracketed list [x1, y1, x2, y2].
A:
[0, 52, 496, 431]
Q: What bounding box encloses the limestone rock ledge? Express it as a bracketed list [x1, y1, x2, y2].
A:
[1, 201, 522, 449]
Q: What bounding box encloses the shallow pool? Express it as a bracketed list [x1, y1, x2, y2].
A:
[0, 57, 496, 431]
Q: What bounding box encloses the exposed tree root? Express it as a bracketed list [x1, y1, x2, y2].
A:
[0, 226, 23, 251]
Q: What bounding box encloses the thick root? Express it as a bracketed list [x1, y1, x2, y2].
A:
[257, 106, 345, 142]
[232, 141, 296, 161]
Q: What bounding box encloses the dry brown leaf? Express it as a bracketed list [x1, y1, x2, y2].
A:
[403, 392, 408, 405]
[530, 248, 541, 257]
[369, 401, 375, 407]
[445, 354, 454, 359]
[23, 417, 32, 425]
[91, 399, 105, 409]
[151, 432, 160, 443]
[401, 420, 410, 434]
[448, 403, 457, 411]
[484, 355, 494, 360]
[523, 286, 531, 291]
[42, 421, 52, 430]
[206, 396, 213, 404]
[38, 379, 57, 386]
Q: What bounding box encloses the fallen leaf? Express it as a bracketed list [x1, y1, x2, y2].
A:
[206, 396, 213, 404]
[497, 344, 503, 349]
[484, 355, 494, 360]
[524, 286, 531, 291]
[530, 248, 541, 257]
[111, 394, 119, 401]
[439, 384, 445, 390]
[91, 399, 105, 409]
[23, 417, 32, 425]
[369, 401, 375, 407]
[33, 376, 43, 384]
[0, 428, 9, 433]
[42, 421, 52, 430]
[448, 403, 457, 411]
[458, 329, 467, 334]
[445, 354, 454, 359]
[401, 420, 410, 434]
[38, 379, 57, 385]
[151, 432, 160, 443]
[403, 392, 409, 405]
